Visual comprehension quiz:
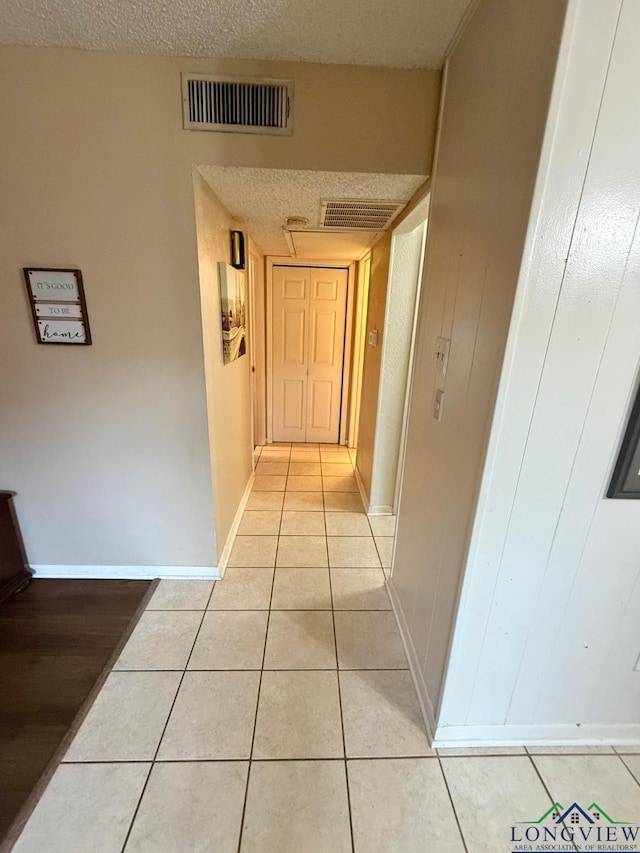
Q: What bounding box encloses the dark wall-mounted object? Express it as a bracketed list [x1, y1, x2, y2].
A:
[608, 384, 640, 498]
[230, 230, 245, 270]
[0, 493, 31, 605]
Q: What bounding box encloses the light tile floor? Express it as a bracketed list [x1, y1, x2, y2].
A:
[13, 444, 640, 851]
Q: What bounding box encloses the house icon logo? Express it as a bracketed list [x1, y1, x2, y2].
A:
[510, 801, 639, 851]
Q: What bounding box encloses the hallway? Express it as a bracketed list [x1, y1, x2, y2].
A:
[11, 443, 640, 850]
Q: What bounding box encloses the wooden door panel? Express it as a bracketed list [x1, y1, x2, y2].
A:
[283, 277, 306, 299]
[272, 268, 309, 442]
[313, 278, 339, 301]
[308, 380, 334, 431]
[306, 268, 349, 443]
[310, 311, 337, 366]
[282, 309, 306, 364]
[282, 379, 305, 430]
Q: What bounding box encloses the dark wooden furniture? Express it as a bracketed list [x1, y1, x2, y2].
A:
[0, 493, 31, 606]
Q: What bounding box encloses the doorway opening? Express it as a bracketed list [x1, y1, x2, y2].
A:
[365, 193, 430, 516]
[265, 260, 356, 445]
[356, 193, 429, 516]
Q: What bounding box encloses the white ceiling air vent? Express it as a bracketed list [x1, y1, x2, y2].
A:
[182, 73, 293, 135]
[320, 199, 406, 231]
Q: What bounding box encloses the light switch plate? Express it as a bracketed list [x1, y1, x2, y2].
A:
[435, 336, 450, 377]
[434, 388, 445, 422]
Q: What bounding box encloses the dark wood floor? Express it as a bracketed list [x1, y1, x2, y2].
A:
[0, 578, 151, 844]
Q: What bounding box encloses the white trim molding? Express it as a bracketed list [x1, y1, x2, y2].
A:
[367, 503, 394, 516]
[353, 465, 370, 514]
[432, 723, 640, 750]
[386, 576, 436, 742]
[30, 565, 220, 580]
[216, 473, 255, 577]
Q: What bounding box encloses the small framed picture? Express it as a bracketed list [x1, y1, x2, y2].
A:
[608, 384, 640, 498]
[23, 268, 92, 345]
[218, 262, 247, 364]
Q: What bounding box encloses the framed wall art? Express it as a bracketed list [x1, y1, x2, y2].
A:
[608, 384, 640, 498]
[218, 262, 247, 365]
[23, 268, 92, 345]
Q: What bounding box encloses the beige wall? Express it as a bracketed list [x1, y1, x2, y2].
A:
[355, 231, 392, 500]
[0, 44, 438, 572]
[0, 54, 216, 571]
[193, 171, 255, 558]
[390, 0, 567, 729]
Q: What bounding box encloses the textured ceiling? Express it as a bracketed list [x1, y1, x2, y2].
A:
[288, 231, 381, 261]
[198, 167, 426, 257]
[0, 0, 471, 68]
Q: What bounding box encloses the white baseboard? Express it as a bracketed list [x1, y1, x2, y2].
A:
[386, 576, 640, 749]
[432, 722, 640, 748]
[29, 474, 256, 584]
[353, 466, 370, 513]
[31, 565, 220, 580]
[386, 576, 436, 742]
[367, 504, 394, 516]
[216, 473, 255, 578]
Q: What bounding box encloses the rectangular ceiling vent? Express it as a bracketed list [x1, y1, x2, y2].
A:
[182, 73, 293, 135]
[320, 200, 406, 231]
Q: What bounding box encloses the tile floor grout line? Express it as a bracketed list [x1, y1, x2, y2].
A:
[437, 755, 470, 853]
[369, 525, 386, 571]
[328, 562, 356, 853]
[111, 665, 409, 672]
[118, 582, 217, 852]
[321, 447, 328, 514]
[323, 455, 357, 853]
[276, 453, 287, 538]
[63, 754, 445, 765]
[525, 752, 581, 853]
[121, 598, 391, 614]
[79, 747, 640, 761]
[618, 753, 640, 788]
[235, 505, 279, 853]
[62, 754, 444, 766]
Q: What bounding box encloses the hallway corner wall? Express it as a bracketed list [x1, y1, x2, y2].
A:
[193, 171, 255, 562]
[389, 0, 568, 733]
[437, 0, 640, 745]
[355, 231, 393, 503]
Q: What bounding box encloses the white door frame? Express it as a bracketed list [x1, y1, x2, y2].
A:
[368, 192, 430, 513]
[247, 251, 257, 455]
[266, 257, 356, 445]
[347, 253, 371, 449]
[247, 243, 267, 449]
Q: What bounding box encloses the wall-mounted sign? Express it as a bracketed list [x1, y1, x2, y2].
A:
[23, 268, 92, 345]
[608, 384, 640, 499]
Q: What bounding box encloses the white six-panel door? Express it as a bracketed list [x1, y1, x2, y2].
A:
[272, 266, 348, 443]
